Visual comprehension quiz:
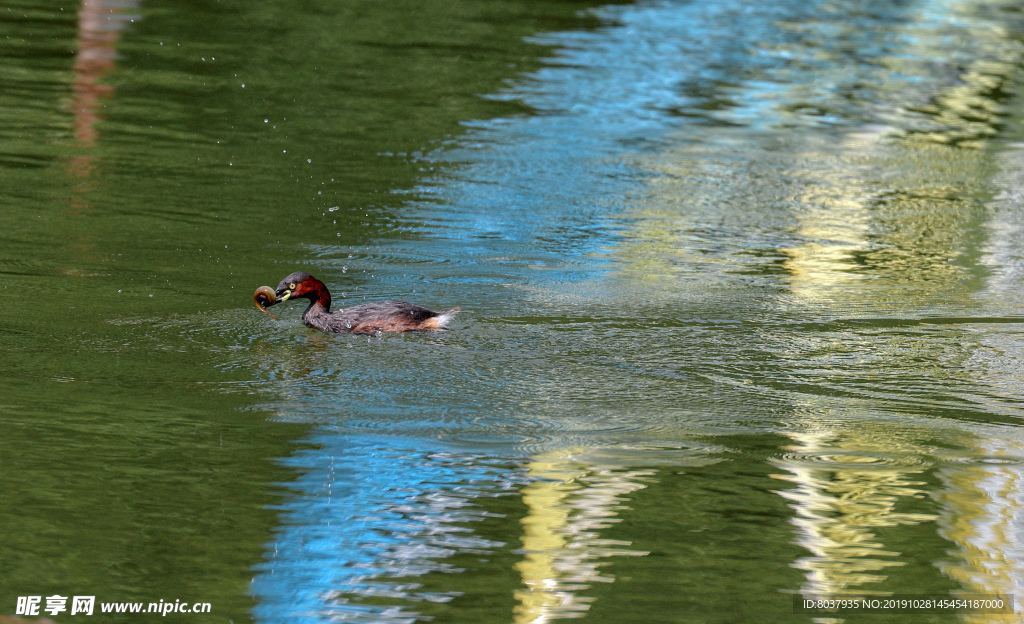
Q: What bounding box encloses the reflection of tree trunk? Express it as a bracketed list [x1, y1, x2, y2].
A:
[513, 450, 651, 624]
[74, 1, 119, 146]
[937, 143, 1024, 622]
[773, 428, 937, 599]
[935, 444, 1024, 624]
[66, 0, 137, 185]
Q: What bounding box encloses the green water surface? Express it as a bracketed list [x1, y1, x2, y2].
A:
[5, 0, 1024, 623]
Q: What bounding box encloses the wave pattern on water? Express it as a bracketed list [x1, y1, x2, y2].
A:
[6, 0, 1023, 619]
[234, 0, 1024, 617]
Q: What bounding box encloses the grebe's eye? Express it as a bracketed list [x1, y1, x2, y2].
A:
[289, 283, 296, 289]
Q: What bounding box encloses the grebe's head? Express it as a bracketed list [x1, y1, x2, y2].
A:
[274, 271, 320, 303]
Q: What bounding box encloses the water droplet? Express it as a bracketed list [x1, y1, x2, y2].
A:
[342, 266, 347, 273]
[307, 159, 312, 164]
[264, 119, 268, 123]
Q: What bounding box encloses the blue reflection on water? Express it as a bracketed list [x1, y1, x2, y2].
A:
[252, 433, 521, 623]
[250, 0, 1017, 619]
[249, 0, 852, 619]
[412, 0, 817, 252]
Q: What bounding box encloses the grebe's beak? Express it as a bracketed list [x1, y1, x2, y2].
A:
[276, 288, 292, 302]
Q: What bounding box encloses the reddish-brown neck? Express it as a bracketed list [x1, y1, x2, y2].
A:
[301, 278, 332, 314]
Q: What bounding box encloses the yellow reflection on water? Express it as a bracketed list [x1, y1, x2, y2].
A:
[772, 425, 936, 597]
[900, 54, 1021, 149]
[935, 439, 1024, 621]
[779, 145, 875, 301]
[513, 450, 651, 624]
[773, 102, 1007, 305]
[607, 4, 1024, 307]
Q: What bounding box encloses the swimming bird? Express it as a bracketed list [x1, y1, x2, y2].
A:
[255, 271, 457, 334]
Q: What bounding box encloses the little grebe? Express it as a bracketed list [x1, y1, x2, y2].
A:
[255, 271, 457, 334]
